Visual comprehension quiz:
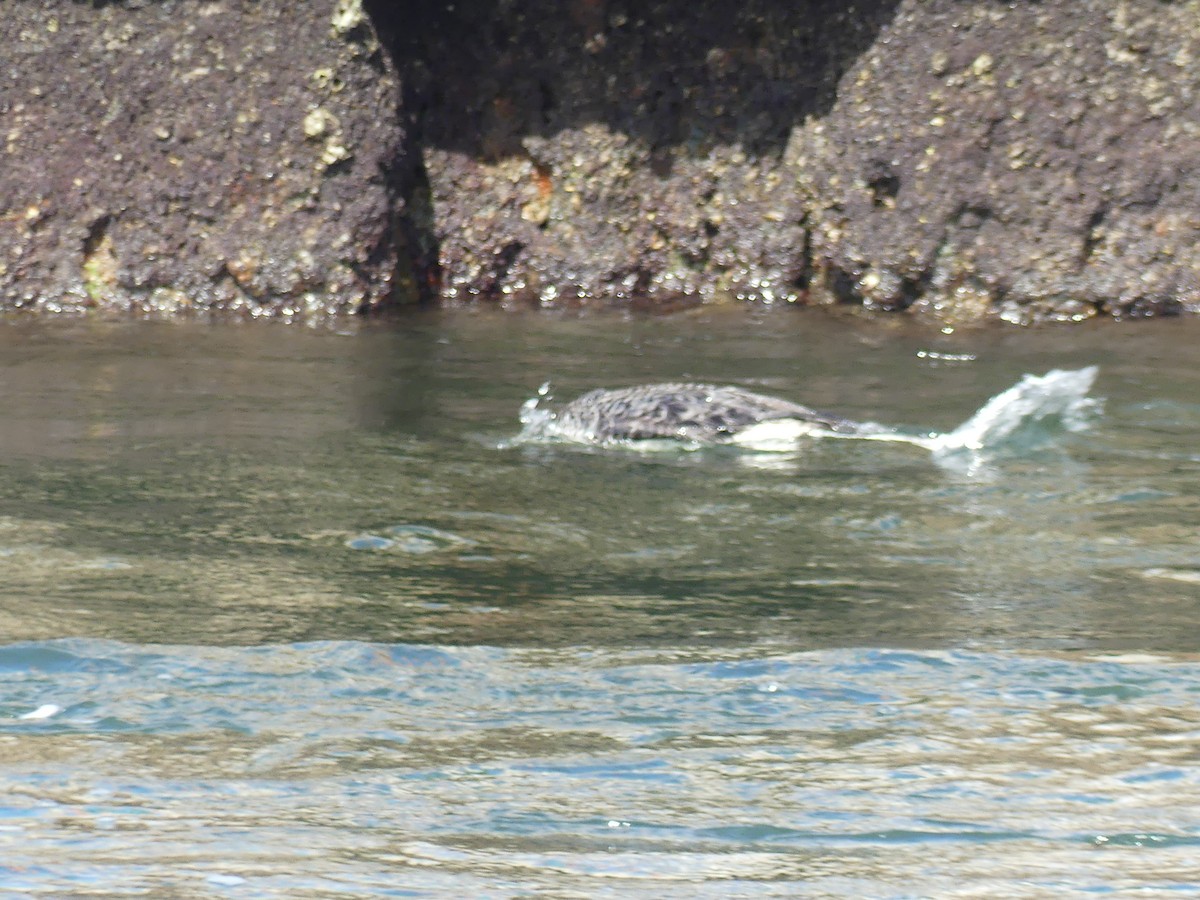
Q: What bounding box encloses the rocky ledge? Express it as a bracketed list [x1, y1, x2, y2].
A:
[2, 0, 1198, 323]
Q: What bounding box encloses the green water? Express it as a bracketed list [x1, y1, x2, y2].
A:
[2, 310, 1200, 896]
[3, 311, 1196, 651]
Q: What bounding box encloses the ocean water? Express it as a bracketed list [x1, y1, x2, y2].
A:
[1, 311, 1199, 896]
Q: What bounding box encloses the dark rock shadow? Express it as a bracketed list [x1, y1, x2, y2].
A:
[367, 0, 902, 161]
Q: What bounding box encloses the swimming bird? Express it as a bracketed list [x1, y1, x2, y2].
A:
[519, 367, 1100, 458]
[549, 383, 862, 443]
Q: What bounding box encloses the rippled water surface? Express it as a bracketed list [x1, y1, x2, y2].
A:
[2, 311, 1200, 896]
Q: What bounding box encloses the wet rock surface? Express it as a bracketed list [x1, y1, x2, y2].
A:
[0, 0, 424, 317]
[3, 0, 1200, 322]
[392, 0, 1200, 321]
[798, 0, 1200, 323]
[384, 0, 897, 309]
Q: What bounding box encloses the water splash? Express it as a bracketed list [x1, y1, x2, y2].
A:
[928, 365, 1101, 455]
[519, 382, 553, 425]
[512, 381, 558, 440]
[796, 366, 1101, 477]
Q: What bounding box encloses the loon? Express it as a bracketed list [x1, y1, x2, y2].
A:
[521, 367, 1101, 455]
[551, 383, 863, 443]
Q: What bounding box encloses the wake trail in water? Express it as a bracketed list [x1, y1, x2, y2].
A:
[928, 365, 1100, 454]
[807, 365, 1101, 456]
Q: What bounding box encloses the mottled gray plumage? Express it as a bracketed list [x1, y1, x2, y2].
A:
[553, 383, 857, 443]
